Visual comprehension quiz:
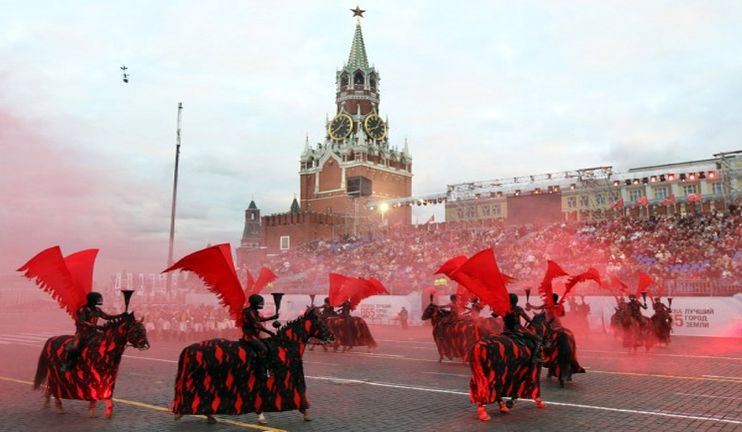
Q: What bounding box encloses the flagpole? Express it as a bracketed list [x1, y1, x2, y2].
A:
[166, 102, 183, 295]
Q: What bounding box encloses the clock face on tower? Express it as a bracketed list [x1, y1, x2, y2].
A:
[328, 114, 353, 140]
[364, 114, 387, 140]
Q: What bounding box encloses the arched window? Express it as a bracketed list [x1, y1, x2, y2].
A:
[354, 71, 364, 85]
[369, 73, 377, 89]
[340, 73, 349, 87]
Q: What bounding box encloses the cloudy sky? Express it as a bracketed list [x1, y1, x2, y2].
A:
[2, 0, 741, 279]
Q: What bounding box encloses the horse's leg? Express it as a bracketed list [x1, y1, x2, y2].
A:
[498, 400, 509, 414]
[257, 412, 267, 424]
[477, 404, 491, 421]
[534, 397, 545, 408]
[300, 409, 312, 421]
[43, 390, 51, 408]
[206, 414, 217, 424]
[105, 399, 113, 419]
[54, 397, 65, 414]
[88, 400, 97, 418]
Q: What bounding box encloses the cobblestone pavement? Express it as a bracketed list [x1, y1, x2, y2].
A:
[0, 310, 740, 432]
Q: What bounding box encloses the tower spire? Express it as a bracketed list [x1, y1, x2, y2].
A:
[347, 18, 369, 69]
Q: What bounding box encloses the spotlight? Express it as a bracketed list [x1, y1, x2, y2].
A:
[474, 194, 480, 200]
[688, 173, 696, 181]
[569, 184, 576, 190]
[659, 175, 666, 182]
[379, 202, 389, 212]
[369, 206, 375, 210]
[625, 179, 632, 186]
[514, 190, 521, 196]
[650, 176, 657, 183]
[668, 174, 675, 181]
[632, 179, 640, 185]
[679, 173, 687, 182]
[698, 171, 706, 180]
[547, 186, 554, 194]
[554, 185, 560, 192]
[496, 191, 503, 198]
[642, 177, 649, 184]
[613, 180, 620, 187]
[534, 188, 541, 195]
[708, 171, 716, 179]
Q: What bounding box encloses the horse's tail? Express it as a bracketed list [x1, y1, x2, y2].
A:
[33, 340, 51, 389]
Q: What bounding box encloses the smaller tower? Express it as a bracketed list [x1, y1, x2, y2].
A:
[241, 200, 261, 248]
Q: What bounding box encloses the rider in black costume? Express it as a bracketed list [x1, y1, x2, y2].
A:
[494, 293, 543, 363]
[62, 292, 118, 372]
[241, 294, 279, 377]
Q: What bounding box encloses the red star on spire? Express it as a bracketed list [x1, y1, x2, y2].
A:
[350, 6, 366, 18]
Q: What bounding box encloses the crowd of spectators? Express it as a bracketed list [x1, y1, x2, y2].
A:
[262, 210, 741, 295]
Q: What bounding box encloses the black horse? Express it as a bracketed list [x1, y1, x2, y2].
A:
[33, 313, 150, 418]
[172, 307, 334, 425]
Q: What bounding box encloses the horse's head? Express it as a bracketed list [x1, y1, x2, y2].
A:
[280, 307, 335, 345]
[421, 303, 438, 321]
[528, 312, 552, 340]
[115, 312, 150, 350]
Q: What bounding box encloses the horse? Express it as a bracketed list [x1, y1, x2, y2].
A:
[534, 321, 586, 388]
[33, 312, 150, 418]
[422, 303, 481, 363]
[172, 307, 335, 425]
[619, 312, 654, 353]
[323, 316, 377, 352]
[469, 313, 550, 421]
[651, 310, 672, 345]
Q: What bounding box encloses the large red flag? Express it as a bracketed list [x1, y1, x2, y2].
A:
[164, 243, 244, 325]
[253, 266, 277, 294]
[637, 271, 654, 297]
[329, 272, 350, 307]
[349, 277, 389, 309]
[63, 249, 99, 294]
[435, 255, 467, 277]
[245, 269, 255, 297]
[560, 267, 601, 305]
[449, 249, 511, 316]
[538, 260, 569, 311]
[18, 246, 86, 319]
[611, 277, 630, 295]
[610, 198, 624, 209]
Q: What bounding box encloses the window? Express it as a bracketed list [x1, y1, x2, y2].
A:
[654, 186, 669, 201]
[712, 182, 723, 195]
[683, 184, 698, 196]
[492, 204, 502, 216]
[481, 205, 491, 217]
[595, 194, 606, 206]
[280, 236, 290, 251]
[354, 71, 364, 85]
[567, 197, 577, 208]
[340, 73, 349, 87]
[629, 189, 643, 203]
[456, 208, 464, 219]
[465, 206, 476, 218]
[579, 195, 589, 208]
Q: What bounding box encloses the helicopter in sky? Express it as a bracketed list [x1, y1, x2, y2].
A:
[120, 65, 129, 83]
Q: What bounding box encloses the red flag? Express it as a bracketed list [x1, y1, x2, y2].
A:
[329, 272, 351, 307]
[687, 193, 701, 202]
[245, 270, 255, 296]
[661, 194, 676, 206]
[163, 243, 244, 325]
[455, 284, 472, 311]
[349, 277, 389, 309]
[637, 271, 654, 297]
[448, 249, 511, 316]
[253, 266, 277, 294]
[634, 196, 648, 207]
[435, 255, 467, 277]
[560, 267, 601, 305]
[610, 198, 624, 209]
[63, 249, 99, 294]
[18, 246, 86, 319]
[611, 277, 630, 295]
[538, 260, 569, 312]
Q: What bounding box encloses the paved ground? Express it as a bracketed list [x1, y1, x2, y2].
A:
[0, 309, 740, 432]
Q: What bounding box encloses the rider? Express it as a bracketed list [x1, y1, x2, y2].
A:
[241, 294, 280, 378]
[62, 292, 118, 372]
[442, 294, 462, 322]
[337, 299, 355, 347]
[494, 293, 543, 364]
[627, 294, 648, 328]
[651, 297, 672, 339]
[320, 297, 338, 320]
[527, 293, 565, 330]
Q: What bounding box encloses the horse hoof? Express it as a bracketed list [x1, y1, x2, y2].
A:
[174, 414, 183, 421]
[535, 399, 545, 409]
[477, 406, 491, 421]
[302, 411, 312, 422]
[498, 402, 509, 414]
[206, 415, 217, 424]
[257, 413, 267, 424]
